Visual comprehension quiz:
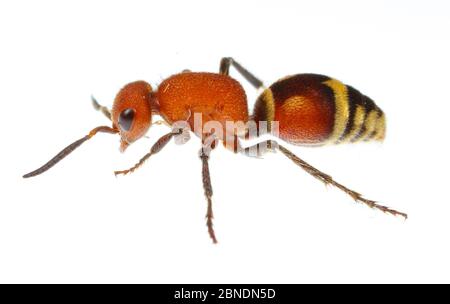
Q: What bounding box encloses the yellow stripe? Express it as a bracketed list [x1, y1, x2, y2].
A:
[340, 105, 366, 142]
[373, 112, 386, 141]
[355, 110, 378, 142]
[261, 88, 275, 131]
[323, 79, 350, 143]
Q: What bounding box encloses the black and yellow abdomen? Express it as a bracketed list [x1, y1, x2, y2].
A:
[253, 74, 386, 145]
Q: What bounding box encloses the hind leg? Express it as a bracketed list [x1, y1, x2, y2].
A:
[219, 57, 264, 89]
[238, 139, 407, 219]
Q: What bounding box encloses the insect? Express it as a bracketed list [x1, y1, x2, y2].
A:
[23, 57, 407, 243]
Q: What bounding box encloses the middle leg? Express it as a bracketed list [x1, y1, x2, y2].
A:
[199, 134, 219, 243]
[200, 147, 217, 244]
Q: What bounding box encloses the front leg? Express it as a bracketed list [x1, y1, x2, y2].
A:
[114, 128, 184, 176]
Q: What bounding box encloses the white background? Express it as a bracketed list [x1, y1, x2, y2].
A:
[1, 0, 449, 283]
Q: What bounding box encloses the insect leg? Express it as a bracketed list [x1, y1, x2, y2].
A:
[91, 96, 112, 121]
[199, 140, 218, 244]
[219, 57, 264, 89]
[239, 139, 408, 219]
[114, 128, 183, 176]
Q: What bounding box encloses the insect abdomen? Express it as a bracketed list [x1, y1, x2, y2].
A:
[252, 74, 386, 145]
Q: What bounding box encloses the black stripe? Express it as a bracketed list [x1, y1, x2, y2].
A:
[351, 95, 377, 142]
[338, 85, 363, 141]
[270, 74, 331, 104]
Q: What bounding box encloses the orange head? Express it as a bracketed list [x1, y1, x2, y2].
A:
[111, 81, 153, 151]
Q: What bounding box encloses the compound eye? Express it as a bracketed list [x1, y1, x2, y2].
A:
[118, 108, 135, 131]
